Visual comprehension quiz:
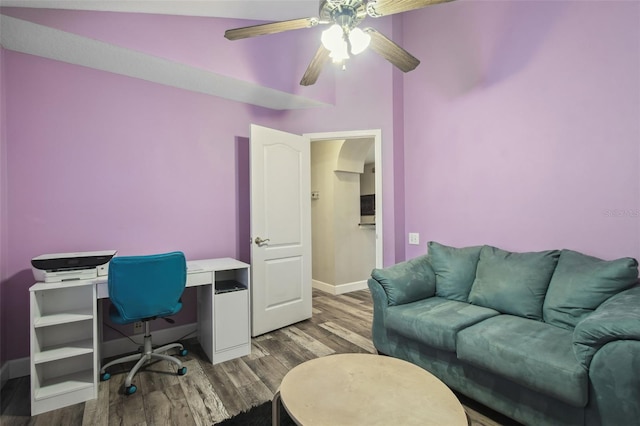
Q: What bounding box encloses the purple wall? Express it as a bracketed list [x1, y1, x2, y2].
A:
[1, 12, 399, 362]
[391, 14, 406, 263]
[402, 1, 640, 262]
[1, 46, 7, 365]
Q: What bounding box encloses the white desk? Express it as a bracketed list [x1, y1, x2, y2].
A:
[29, 258, 250, 415]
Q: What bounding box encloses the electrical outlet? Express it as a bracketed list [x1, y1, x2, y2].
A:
[408, 233, 420, 245]
[133, 321, 143, 334]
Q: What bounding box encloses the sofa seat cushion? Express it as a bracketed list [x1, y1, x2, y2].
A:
[386, 297, 500, 352]
[457, 315, 588, 408]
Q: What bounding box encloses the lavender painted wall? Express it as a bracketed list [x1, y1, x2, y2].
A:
[1, 13, 399, 361]
[4, 52, 248, 351]
[1, 46, 7, 366]
[402, 1, 640, 262]
[391, 14, 406, 263]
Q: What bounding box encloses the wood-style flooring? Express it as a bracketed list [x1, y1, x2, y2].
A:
[1, 289, 514, 426]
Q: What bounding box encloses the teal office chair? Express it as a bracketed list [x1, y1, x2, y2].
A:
[100, 251, 188, 395]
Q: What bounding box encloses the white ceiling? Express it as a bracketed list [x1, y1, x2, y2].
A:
[0, 1, 332, 110]
[0, 0, 320, 21]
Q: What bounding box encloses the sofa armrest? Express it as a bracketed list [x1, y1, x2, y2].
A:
[367, 277, 391, 354]
[370, 255, 435, 306]
[573, 285, 640, 369]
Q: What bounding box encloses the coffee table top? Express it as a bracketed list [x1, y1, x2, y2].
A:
[279, 353, 468, 426]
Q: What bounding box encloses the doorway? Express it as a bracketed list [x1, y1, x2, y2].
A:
[305, 129, 383, 295]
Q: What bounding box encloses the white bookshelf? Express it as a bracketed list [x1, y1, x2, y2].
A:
[29, 282, 98, 415]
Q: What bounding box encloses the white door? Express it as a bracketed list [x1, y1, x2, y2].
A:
[250, 124, 312, 336]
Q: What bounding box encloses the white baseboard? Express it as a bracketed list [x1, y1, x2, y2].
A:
[1, 356, 30, 382]
[0, 362, 7, 387]
[312, 279, 368, 295]
[102, 323, 198, 359]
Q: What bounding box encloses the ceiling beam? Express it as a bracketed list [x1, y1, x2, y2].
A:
[0, 14, 330, 110]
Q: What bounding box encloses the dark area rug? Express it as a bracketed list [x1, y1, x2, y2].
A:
[216, 400, 296, 426]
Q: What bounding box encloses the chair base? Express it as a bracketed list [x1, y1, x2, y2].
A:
[100, 321, 186, 390]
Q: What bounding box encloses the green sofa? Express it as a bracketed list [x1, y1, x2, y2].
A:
[368, 242, 640, 426]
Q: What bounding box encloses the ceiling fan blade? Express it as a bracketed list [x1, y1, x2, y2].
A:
[300, 45, 331, 86]
[366, 0, 455, 17]
[225, 17, 319, 40]
[364, 28, 420, 72]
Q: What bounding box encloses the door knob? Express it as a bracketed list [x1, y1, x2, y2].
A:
[254, 237, 270, 246]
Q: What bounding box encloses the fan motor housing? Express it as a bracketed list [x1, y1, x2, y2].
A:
[320, 0, 367, 28]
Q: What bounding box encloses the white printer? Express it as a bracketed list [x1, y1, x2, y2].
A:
[31, 250, 117, 283]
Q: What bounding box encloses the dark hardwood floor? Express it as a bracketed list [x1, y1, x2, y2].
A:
[1, 289, 511, 425]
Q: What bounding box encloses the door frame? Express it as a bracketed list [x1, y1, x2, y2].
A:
[304, 129, 383, 270]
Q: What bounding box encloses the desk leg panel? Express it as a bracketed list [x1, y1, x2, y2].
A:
[197, 285, 214, 363]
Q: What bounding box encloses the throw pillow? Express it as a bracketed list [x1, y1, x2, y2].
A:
[543, 250, 639, 330]
[428, 241, 482, 302]
[370, 255, 435, 306]
[468, 246, 560, 320]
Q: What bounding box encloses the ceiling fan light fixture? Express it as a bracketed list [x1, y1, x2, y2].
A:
[348, 27, 371, 55]
[226, 0, 442, 86]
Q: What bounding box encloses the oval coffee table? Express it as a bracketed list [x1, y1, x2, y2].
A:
[272, 353, 468, 425]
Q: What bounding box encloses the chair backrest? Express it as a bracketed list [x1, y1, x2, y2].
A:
[108, 251, 187, 322]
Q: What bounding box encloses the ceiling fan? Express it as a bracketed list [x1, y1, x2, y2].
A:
[224, 0, 455, 86]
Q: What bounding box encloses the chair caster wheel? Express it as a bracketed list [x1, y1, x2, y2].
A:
[125, 385, 137, 395]
[179, 349, 188, 356]
[178, 367, 187, 376]
[101, 373, 111, 381]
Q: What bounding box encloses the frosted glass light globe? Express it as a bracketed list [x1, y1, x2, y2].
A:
[349, 27, 371, 55]
[321, 24, 344, 52]
[329, 39, 349, 62]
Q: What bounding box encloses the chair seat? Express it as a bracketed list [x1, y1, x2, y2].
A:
[109, 301, 183, 325]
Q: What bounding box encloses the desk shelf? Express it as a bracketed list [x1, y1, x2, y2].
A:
[34, 369, 94, 401]
[33, 309, 94, 328]
[34, 339, 94, 364]
[215, 279, 247, 294]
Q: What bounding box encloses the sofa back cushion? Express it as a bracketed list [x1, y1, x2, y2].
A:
[371, 255, 436, 306]
[468, 246, 560, 320]
[543, 250, 639, 330]
[428, 241, 482, 302]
